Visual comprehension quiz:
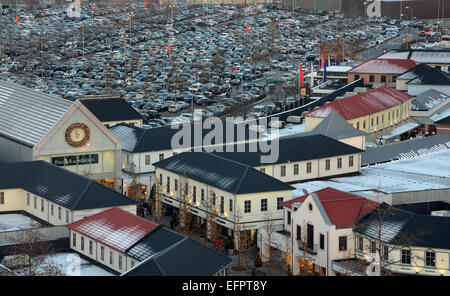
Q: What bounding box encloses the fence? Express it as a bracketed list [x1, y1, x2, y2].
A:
[0, 226, 69, 247]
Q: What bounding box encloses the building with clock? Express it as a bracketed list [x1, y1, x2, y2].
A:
[0, 81, 122, 191]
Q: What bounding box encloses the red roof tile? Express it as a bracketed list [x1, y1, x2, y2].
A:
[304, 86, 413, 120]
[348, 58, 419, 74]
[66, 207, 158, 253]
[283, 187, 378, 229]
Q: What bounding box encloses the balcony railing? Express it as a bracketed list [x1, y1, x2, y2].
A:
[297, 241, 318, 255]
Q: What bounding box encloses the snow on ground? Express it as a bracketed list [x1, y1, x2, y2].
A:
[292, 150, 450, 198]
[265, 123, 305, 140]
[0, 214, 43, 232]
[46, 253, 114, 276]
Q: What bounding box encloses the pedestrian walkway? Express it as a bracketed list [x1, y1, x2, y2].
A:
[144, 212, 289, 276]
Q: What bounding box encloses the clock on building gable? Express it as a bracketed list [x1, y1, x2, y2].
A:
[65, 123, 90, 147]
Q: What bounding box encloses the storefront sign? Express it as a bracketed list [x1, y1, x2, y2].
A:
[51, 154, 99, 167]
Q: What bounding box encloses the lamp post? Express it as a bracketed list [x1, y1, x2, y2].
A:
[406, 6, 413, 45]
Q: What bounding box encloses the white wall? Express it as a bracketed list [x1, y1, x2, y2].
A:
[70, 230, 139, 274]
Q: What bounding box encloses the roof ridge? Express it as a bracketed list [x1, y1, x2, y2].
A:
[71, 179, 95, 210]
[234, 165, 250, 194]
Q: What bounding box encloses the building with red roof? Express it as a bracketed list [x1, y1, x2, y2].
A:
[348, 58, 419, 86]
[257, 187, 378, 276]
[67, 207, 158, 273]
[304, 86, 413, 134]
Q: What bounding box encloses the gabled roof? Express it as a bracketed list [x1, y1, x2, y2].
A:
[396, 63, 435, 81]
[304, 86, 413, 120]
[212, 134, 362, 167]
[0, 161, 136, 211]
[407, 67, 450, 86]
[109, 121, 264, 153]
[80, 98, 143, 122]
[0, 80, 73, 147]
[283, 187, 378, 229]
[435, 115, 450, 125]
[379, 49, 450, 64]
[348, 58, 419, 74]
[411, 89, 449, 111]
[67, 207, 157, 253]
[354, 203, 450, 250]
[123, 225, 231, 276]
[361, 133, 450, 166]
[154, 152, 294, 194]
[305, 111, 367, 140]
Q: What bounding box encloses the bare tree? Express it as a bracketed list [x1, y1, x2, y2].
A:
[126, 162, 143, 201]
[151, 174, 164, 224]
[5, 229, 62, 276]
[177, 173, 193, 234]
[201, 188, 222, 250]
[234, 209, 250, 273]
[261, 212, 275, 275]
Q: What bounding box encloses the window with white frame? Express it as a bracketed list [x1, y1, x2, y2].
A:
[101, 246, 104, 261]
[371, 241, 376, 254]
[337, 157, 342, 169]
[66, 210, 69, 223]
[51, 205, 54, 216]
[306, 162, 312, 173]
[280, 165, 286, 177]
[110, 251, 113, 265]
[220, 196, 224, 214]
[287, 211, 291, 225]
[229, 199, 233, 212]
[277, 197, 283, 210]
[119, 255, 123, 270]
[145, 155, 151, 166]
[349, 155, 354, 167]
[34, 196, 37, 209]
[167, 176, 170, 192]
[401, 249, 411, 264]
[293, 164, 299, 175]
[261, 199, 267, 212]
[174, 179, 178, 191]
[89, 241, 93, 255]
[325, 159, 331, 171]
[193, 186, 196, 203]
[358, 236, 364, 251]
[0, 192, 5, 205]
[27, 193, 30, 206]
[383, 245, 389, 261]
[201, 189, 205, 201]
[72, 233, 76, 247]
[81, 236, 85, 251]
[159, 154, 164, 161]
[425, 250, 436, 267]
[58, 207, 61, 220]
[339, 236, 347, 251]
[41, 199, 44, 212]
[244, 200, 251, 213]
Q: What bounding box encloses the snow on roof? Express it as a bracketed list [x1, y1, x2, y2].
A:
[412, 89, 449, 111]
[382, 121, 420, 140]
[304, 86, 413, 120]
[66, 208, 158, 253]
[348, 59, 419, 74]
[293, 150, 450, 196]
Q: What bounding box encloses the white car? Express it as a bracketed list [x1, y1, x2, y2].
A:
[168, 105, 180, 113]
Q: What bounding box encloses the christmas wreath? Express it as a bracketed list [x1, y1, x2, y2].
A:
[65, 123, 90, 147]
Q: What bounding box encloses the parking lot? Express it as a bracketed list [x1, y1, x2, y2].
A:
[0, 2, 441, 128]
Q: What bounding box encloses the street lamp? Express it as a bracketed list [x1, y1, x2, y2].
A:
[406, 6, 414, 47]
